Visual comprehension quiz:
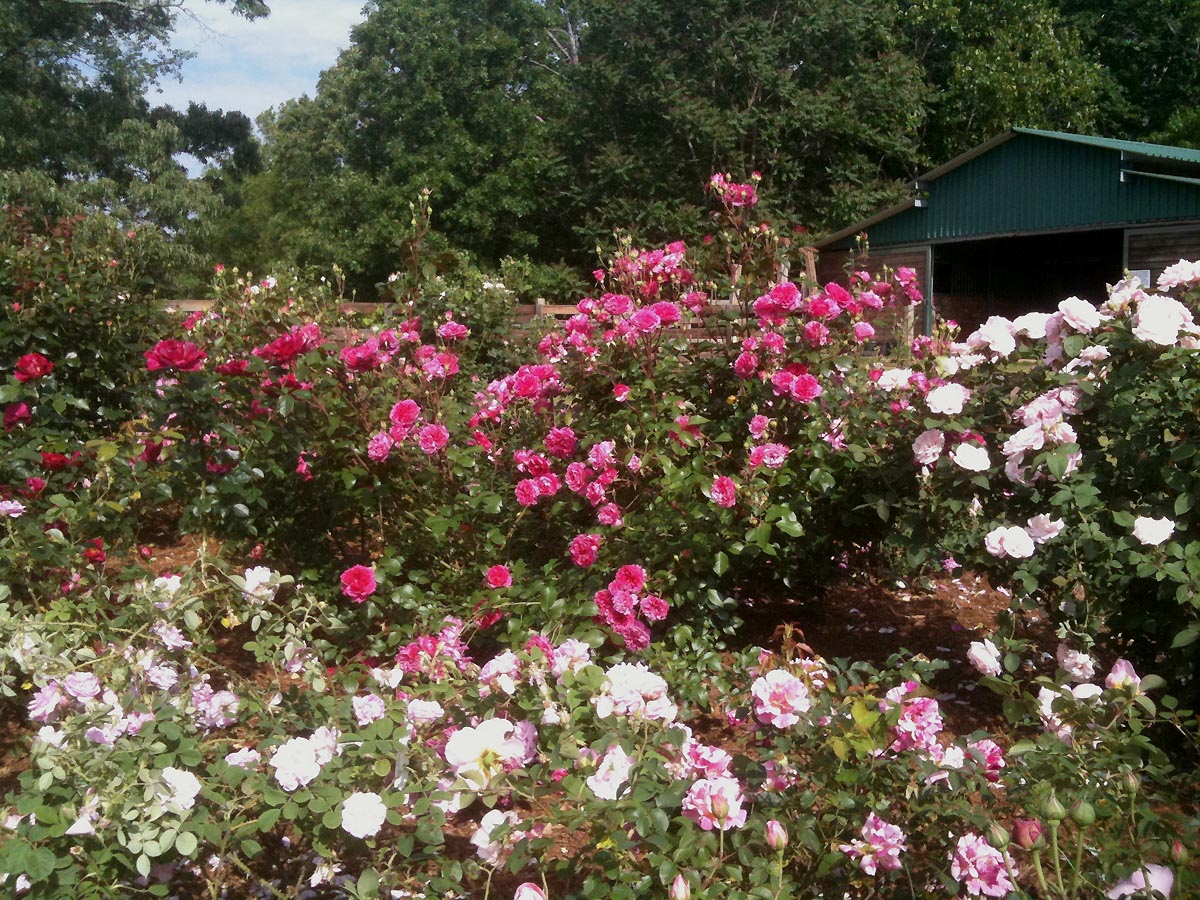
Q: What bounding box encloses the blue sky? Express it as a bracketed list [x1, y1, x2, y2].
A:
[152, 1, 367, 125]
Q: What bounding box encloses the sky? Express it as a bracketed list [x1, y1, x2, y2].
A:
[152, 1, 367, 126]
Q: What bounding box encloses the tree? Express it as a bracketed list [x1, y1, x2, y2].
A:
[0, 1, 269, 291]
[1059, 0, 1200, 139]
[902, 0, 1108, 162]
[238, 0, 568, 290]
[556, 0, 930, 247]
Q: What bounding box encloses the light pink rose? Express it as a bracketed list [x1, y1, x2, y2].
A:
[984, 526, 1035, 559]
[750, 670, 812, 728]
[1025, 514, 1064, 544]
[912, 429, 945, 465]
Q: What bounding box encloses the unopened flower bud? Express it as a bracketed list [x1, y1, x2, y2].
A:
[1012, 818, 1045, 850]
[1171, 839, 1190, 866]
[1122, 770, 1141, 795]
[669, 874, 691, 900]
[986, 822, 1011, 850]
[1069, 800, 1095, 827]
[711, 794, 730, 823]
[1041, 793, 1067, 822]
[766, 819, 788, 852]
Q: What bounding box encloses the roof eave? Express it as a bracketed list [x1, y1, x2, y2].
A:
[813, 198, 922, 250]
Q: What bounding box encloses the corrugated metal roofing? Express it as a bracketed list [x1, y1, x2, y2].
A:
[1013, 127, 1200, 165]
[816, 129, 1200, 250]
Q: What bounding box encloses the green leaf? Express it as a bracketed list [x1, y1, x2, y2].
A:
[356, 868, 381, 899]
[174, 832, 198, 856]
[1171, 628, 1199, 649]
[713, 551, 729, 576]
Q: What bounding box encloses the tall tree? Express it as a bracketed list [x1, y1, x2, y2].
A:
[1059, 0, 1200, 139]
[557, 0, 930, 246]
[0, 1, 269, 291]
[902, 0, 1108, 162]
[243, 0, 567, 288]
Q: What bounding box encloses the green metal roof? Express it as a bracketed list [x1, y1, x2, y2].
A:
[816, 129, 1200, 250]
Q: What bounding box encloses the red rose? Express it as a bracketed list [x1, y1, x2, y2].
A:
[340, 565, 377, 603]
[40, 451, 69, 471]
[145, 339, 207, 372]
[14, 353, 53, 382]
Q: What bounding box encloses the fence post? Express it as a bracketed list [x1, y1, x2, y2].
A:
[535, 297, 545, 319]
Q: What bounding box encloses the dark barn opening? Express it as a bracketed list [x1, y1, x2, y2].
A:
[932, 229, 1125, 332]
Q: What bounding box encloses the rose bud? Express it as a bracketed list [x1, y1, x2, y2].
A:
[1041, 793, 1067, 822]
[766, 819, 788, 852]
[669, 874, 691, 900]
[1122, 770, 1141, 795]
[1012, 818, 1045, 850]
[1069, 800, 1095, 827]
[986, 822, 1011, 850]
[1171, 839, 1190, 866]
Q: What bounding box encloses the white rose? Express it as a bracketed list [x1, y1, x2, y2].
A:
[340, 791, 387, 839]
[950, 443, 991, 472]
[967, 640, 1002, 677]
[925, 383, 971, 416]
[1132, 516, 1175, 546]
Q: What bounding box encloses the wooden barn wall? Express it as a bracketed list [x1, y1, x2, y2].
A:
[1126, 225, 1200, 284]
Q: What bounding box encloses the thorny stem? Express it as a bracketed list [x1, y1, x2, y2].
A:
[222, 850, 289, 900]
[1031, 849, 1054, 899]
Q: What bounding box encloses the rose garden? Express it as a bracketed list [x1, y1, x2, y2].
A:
[0, 180, 1197, 899]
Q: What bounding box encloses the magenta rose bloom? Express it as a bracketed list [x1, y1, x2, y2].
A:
[14, 352, 54, 382]
[340, 565, 377, 603]
[485, 565, 512, 588]
[145, 339, 207, 372]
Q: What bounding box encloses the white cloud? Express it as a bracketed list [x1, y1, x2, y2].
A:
[153, 0, 366, 119]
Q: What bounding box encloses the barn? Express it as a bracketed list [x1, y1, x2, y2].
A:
[813, 128, 1200, 336]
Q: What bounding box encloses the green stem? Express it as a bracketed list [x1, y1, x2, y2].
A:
[1049, 823, 1067, 898]
[223, 851, 288, 900]
[1032, 850, 1054, 899]
[1069, 831, 1085, 899]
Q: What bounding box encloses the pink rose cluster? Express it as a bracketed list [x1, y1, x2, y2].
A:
[364, 397, 454, 463]
[709, 171, 759, 209]
[984, 513, 1064, 560]
[839, 813, 907, 875]
[593, 564, 670, 651]
[394, 617, 472, 680]
[338, 324, 413, 372]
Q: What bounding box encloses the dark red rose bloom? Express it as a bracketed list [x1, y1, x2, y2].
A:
[40, 451, 69, 471]
[14, 353, 53, 382]
[82, 538, 106, 566]
[215, 359, 252, 376]
[145, 339, 207, 372]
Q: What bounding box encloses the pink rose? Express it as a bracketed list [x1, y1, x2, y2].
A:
[485, 565, 512, 588]
[144, 340, 207, 372]
[417, 424, 450, 454]
[340, 565, 377, 602]
[710, 475, 737, 508]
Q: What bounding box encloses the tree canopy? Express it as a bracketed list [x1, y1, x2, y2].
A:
[4, 0, 1199, 294]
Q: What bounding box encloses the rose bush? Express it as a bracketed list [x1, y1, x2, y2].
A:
[1, 180, 1198, 898]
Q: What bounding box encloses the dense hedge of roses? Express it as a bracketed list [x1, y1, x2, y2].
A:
[1, 181, 1198, 898]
